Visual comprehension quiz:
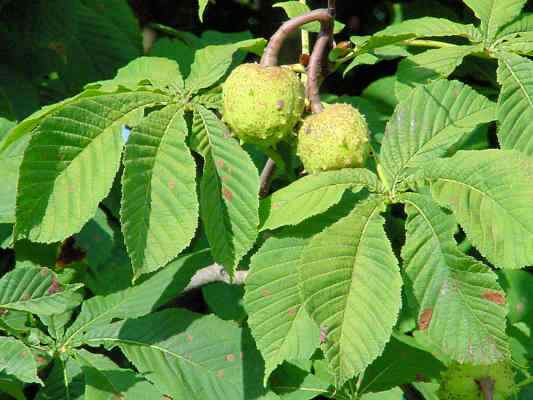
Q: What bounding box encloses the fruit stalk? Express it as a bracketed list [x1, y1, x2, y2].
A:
[307, 4, 335, 113]
[260, 8, 332, 67]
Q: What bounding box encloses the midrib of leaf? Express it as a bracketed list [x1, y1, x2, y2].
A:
[500, 55, 533, 109]
[327, 202, 381, 374]
[60, 358, 72, 400]
[436, 177, 532, 233]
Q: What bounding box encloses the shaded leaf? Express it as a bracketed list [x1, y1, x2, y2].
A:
[35, 357, 84, 400]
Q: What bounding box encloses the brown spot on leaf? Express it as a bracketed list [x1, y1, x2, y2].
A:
[276, 100, 285, 110]
[225, 354, 235, 362]
[35, 356, 47, 366]
[186, 334, 193, 342]
[168, 180, 176, 190]
[415, 373, 428, 382]
[483, 291, 506, 305]
[516, 303, 525, 313]
[272, 203, 281, 209]
[21, 351, 29, 358]
[40, 268, 49, 277]
[216, 370, 224, 379]
[287, 307, 297, 317]
[93, 234, 101, 242]
[260, 288, 272, 297]
[0, 308, 8, 316]
[21, 293, 31, 301]
[221, 175, 229, 183]
[223, 130, 232, 139]
[48, 277, 63, 295]
[222, 187, 233, 202]
[320, 326, 328, 344]
[419, 308, 433, 331]
[48, 42, 67, 59]
[216, 159, 225, 169]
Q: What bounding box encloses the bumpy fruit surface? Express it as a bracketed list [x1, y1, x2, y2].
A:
[438, 362, 516, 400]
[297, 103, 370, 173]
[222, 63, 305, 145]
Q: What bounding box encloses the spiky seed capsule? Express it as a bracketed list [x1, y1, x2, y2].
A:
[222, 63, 305, 146]
[296, 103, 370, 174]
[438, 362, 516, 400]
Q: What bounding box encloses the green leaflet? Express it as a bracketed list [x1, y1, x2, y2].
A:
[245, 197, 359, 384]
[81, 309, 273, 400]
[15, 91, 169, 243]
[194, 105, 259, 274]
[395, 45, 482, 98]
[463, 0, 527, 45]
[299, 196, 402, 386]
[62, 250, 212, 347]
[121, 104, 198, 278]
[0, 264, 83, 315]
[0, 337, 42, 384]
[185, 38, 266, 93]
[400, 192, 509, 363]
[380, 80, 496, 191]
[373, 16, 481, 42]
[35, 357, 84, 400]
[76, 349, 162, 399]
[86, 56, 185, 92]
[496, 52, 533, 155]
[423, 150, 533, 270]
[259, 168, 381, 231]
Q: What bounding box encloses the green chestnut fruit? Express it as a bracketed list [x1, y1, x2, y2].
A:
[297, 103, 370, 174]
[438, 362, 516, 400]
[222, 63, 305, 146]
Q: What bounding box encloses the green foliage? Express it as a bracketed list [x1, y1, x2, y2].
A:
[1, 1, 533, 399]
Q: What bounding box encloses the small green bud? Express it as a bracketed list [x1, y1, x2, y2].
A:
[438, 362, 516, 400]
[297, 103, 370, 174]
[222, 63, 305, 146]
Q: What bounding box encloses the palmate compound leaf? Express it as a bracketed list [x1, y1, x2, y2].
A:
[0, 337, 41, 384]
[423, 149, 533, 269]
[121, 104, 198, 278]
[75, 349, 162, 399]
[0, 264, 82, 315]
[380, 80, 496, 192]
[259, 168, 382, 231]
[299, 195, 402, 387]
[61, 250, 212, 348]
[193, 105, 259, 274]
[15, 91, 170, 243]
[496, 52, 533, 155]
[245, 193, 362, 384]
[463, 0, 527, 45]
[81, 309, 275, 400]
[400, 192, 509, 363]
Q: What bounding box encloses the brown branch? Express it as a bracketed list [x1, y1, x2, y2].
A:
[183, 264, 248, 292]
[476, 377, 495, 400]
[261, 9, 331, 67]
[307, 27, 332, 113]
